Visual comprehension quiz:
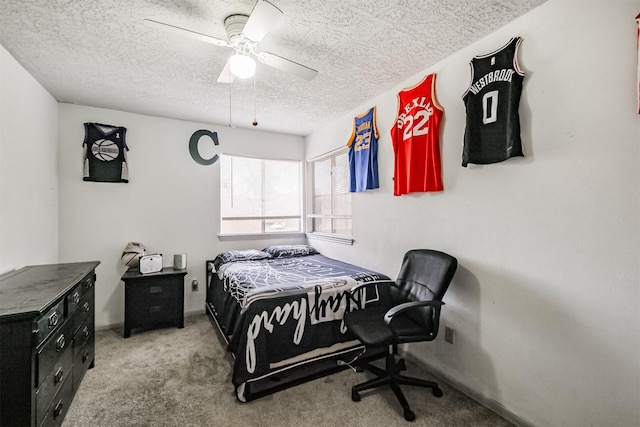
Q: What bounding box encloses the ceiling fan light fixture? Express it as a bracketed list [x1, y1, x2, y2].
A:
[229, 53, 256, 79]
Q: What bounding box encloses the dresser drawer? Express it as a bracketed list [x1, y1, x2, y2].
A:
[67, 272, 94, 314]
[35, 348, 73, 426]
[37, 320, 73, 387]
[34, 300, 65, 347]
[73, 333, 94, 390]
[73, 317, 94, 358]
[39, 376, 73, 427]
[78, 272, 95, 296]
[68, 291, 94, 336]
[65, 286, 83, 315]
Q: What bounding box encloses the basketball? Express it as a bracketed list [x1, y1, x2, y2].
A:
[91, 139, 120, 162]
[121, 242, 147, 267]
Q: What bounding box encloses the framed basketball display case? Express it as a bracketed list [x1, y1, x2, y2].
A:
[83, 122, 130, 182]
[462, 37, 525, 167]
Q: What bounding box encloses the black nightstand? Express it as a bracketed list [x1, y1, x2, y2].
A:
[121, 267, 187, 338]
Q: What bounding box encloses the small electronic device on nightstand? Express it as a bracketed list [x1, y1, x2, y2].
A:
[139, 253, 162, 274]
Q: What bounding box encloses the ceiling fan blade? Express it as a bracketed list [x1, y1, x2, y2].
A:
[242, 0, 283, 43]
[217, 58, 236, 83]
[143, 19, 230, 47]
[257, 52, 318, 81]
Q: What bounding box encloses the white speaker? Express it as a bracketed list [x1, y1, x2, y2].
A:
[173, 253, 187, 270]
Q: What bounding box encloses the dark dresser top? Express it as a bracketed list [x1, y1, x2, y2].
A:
[0, 261, 100, 321]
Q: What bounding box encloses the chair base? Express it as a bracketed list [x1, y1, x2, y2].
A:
[351, 349, 443, 422]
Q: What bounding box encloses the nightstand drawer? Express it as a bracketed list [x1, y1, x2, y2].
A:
[149, 281, 180, 302]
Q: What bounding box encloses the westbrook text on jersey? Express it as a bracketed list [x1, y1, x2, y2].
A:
[469, 68, 515, 95]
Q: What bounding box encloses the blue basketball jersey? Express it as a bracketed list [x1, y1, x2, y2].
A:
[347, 106, 379, 192]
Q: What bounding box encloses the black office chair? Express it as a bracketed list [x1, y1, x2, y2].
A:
[343, 249, 458, 421]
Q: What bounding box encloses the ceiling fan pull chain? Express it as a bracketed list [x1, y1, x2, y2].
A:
[228, 86, 233, 128]
[253, 74, 258, 127]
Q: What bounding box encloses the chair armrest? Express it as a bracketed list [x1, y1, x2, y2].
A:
[383, 300, 445, 326]
[349, 279, 396, 294]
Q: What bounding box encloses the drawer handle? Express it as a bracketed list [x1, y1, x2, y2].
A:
[54, 400, 64, 417]
[82, 326, 90, 339]
[83, 301, 91, 312]
[73, 292, 80, 304]
[54, 367, 64, 384]
[82, 350, 90, 363]
[48, 312, 59, 328]
[56, 334, 66, 352]
[149, 286, 163, 294]
[86, 277, 94, 288]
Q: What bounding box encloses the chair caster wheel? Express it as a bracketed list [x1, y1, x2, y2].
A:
[352, 389, 361, 402]
[404, 409, 415, 421]
[433, 387, 443, 397]
[355, 366, 364, 373]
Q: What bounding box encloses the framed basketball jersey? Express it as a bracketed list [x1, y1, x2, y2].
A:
[390, 73, 444, 196]
[346, 106, 379, 192]
[462, 37, 525, 167]
[83, 122, 129, 183]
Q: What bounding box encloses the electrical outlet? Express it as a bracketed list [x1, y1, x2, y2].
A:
[191, 279, 198, 291]
[444, 326, 455, 344]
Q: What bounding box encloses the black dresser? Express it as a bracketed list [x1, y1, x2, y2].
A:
[0, 261, 100, 427]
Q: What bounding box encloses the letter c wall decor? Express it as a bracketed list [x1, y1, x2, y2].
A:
[189, 129, 219, 165]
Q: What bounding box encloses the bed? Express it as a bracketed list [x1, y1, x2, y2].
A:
[205, 245, 392, 402]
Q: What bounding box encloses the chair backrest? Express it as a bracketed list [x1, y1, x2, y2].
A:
[391, 249, 458, 339]
[395, 249, 457, 302]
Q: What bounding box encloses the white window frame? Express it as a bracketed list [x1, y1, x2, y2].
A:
[219, 154, 304, 241]
[306, 147, 353, 245]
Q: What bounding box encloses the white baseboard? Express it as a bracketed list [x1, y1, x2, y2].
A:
[404, 354, 534, 427]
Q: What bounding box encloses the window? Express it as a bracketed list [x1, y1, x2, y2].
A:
[220, 155, 302, 236]
[307, 149, 352, 240]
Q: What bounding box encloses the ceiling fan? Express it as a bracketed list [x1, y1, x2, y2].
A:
[144, 0, 318, 83]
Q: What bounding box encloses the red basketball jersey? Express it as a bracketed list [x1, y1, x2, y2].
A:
[391, 73, 444, 196]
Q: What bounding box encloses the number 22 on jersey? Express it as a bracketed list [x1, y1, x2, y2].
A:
[399, 105, 432, 140]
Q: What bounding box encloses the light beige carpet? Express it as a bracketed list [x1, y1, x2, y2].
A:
[63, 313, 512, 427]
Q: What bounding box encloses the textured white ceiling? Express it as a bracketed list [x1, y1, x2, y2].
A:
[0, 0, 546, 136]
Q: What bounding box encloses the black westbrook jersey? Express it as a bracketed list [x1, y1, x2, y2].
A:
[83, 122, 129, 182]
[462, 37, 524, 167]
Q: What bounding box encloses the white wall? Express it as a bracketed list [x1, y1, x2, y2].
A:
[58, 104, 305, 328]
[306, 1, 640, 426]
[0, 44, 59, 274]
